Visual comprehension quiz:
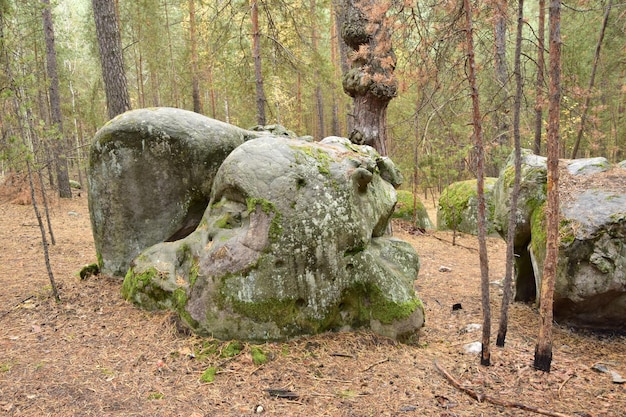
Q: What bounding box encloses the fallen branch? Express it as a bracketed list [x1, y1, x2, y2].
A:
[362, 357, 390, 372]
[434, 359, 575, 417]
[426, 233, 478, 252]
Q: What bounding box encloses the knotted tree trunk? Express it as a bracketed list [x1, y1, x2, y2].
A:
[341, 0, 396, 156]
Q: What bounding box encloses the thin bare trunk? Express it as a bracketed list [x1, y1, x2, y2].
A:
[463, 0, 491, 366]
[250, 0, 266, 125]
[534, 0, 546, 155]
[334, 0, 352, 134]
[26, 160, 60, 301]
[534, 0, 562, 373]
[497, 0, 524, 347]
[207, 66, 217, 118]
[330, 4, 341, 136]
[163, 0, 179, 107]
[189, 0, 202, 113]
[570, 0, 612, 159]
[493, 0, 509, 146]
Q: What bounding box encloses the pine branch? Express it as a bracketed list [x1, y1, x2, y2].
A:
[434, 359, 575, 417]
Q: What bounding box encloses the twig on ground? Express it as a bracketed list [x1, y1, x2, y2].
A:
[427, 233, 478, 252]
[0, 295, 35, 319]
[330, 353, 354, 358]
[362, 357, 390, 372]
[434, 359, 575, 417]
[558, 374, 575, 398]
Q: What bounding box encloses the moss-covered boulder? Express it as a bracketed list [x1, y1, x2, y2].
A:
[494, 148, 626, 330]
[436, 178, 497, 234]
[529, 170, 626, 330]
[123, 136, 424, 342]
[88, 108, 262, 276]
[393, 190, 433, 229]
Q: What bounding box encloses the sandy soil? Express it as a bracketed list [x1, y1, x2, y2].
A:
[0, 188, 624, 417]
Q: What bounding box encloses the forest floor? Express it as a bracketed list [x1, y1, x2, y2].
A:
[0, 181, 624, 417]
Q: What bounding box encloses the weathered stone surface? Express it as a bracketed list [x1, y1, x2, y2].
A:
[618, 160, 626, 169]
[122, 135, 424, 341]
[437, 178, 497, 234]
[493, 149, 626, 329]
[566, 157, 610, 175]
[393, 190, 433, 229]
[492, 149, 547, 246]
[88, 108, 259, 276]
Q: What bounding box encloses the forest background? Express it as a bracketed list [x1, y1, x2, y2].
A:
[0, 0, 624, 195]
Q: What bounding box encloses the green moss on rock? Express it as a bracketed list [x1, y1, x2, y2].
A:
[393, 190, 433, 229]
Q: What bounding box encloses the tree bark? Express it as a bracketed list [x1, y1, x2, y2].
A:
[463, 0, 491, 366]
[570, 0, 612, 159]
[341, 0, 397, 155]
[497, 0, 524, 348]
[188, 0, 203, 114]
[493, 0, 509, 146]
[250, 0, 267, 125]
[42, 0, 71, 199]
[534, 0, 562, 373]
[534, 0, 546, 155]
[92, 0, 131, 119]
[311, 0, 325, 139]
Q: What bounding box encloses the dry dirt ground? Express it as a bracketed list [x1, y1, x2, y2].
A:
[0, 185, 624, 417]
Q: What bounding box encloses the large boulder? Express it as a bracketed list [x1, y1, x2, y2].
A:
[122, 135, 424, 342]
[88, 108, 260, 276]
[393, 190, 433, 229]
[437, 178, 498, 234]
[493, 150, 626, 330]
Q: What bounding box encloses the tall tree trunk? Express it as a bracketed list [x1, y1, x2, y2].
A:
[163, 0, 179, 107]
[497, 0, 524, 348]
[334, 0, 352, 134]
[570, 0, 612, 159]
[92, 0, 131, 119]
[250, 0, 266, 125]
[207, 65, 217, 118]
[463, 0, 491, 366]
[534, 0, 546, 155]
[341, 0, 397, 155]
[188, 0, 202, 114]
[493, 0, 509, 146]
[42, 0, 71, 199]
[534, 0, 562, 373]
[311, 0, 325, 138]
[330, 2, 341, 136]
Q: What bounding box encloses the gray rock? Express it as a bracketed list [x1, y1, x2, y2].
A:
[492, 149, 547, 247]
[491, 149, 547, 301]
[618, 160, 626, 169]
[122, 135, 424, 342]
[493, 149, 626, 329]
[437, 178, 498, 235]
[566, 157, 610, 175]
[530, 188, 626, 329]
[88, 107, 260, 276]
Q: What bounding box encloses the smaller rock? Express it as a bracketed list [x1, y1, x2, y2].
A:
[255, 405, 264, 413]
[463, 341, 482, 354]
[399, 405, 418, 412]
[68, 211, 78, 217]
[461, 323, 481, 334]
[566, 157, 610, 176]
[439, 266, 452, 273]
